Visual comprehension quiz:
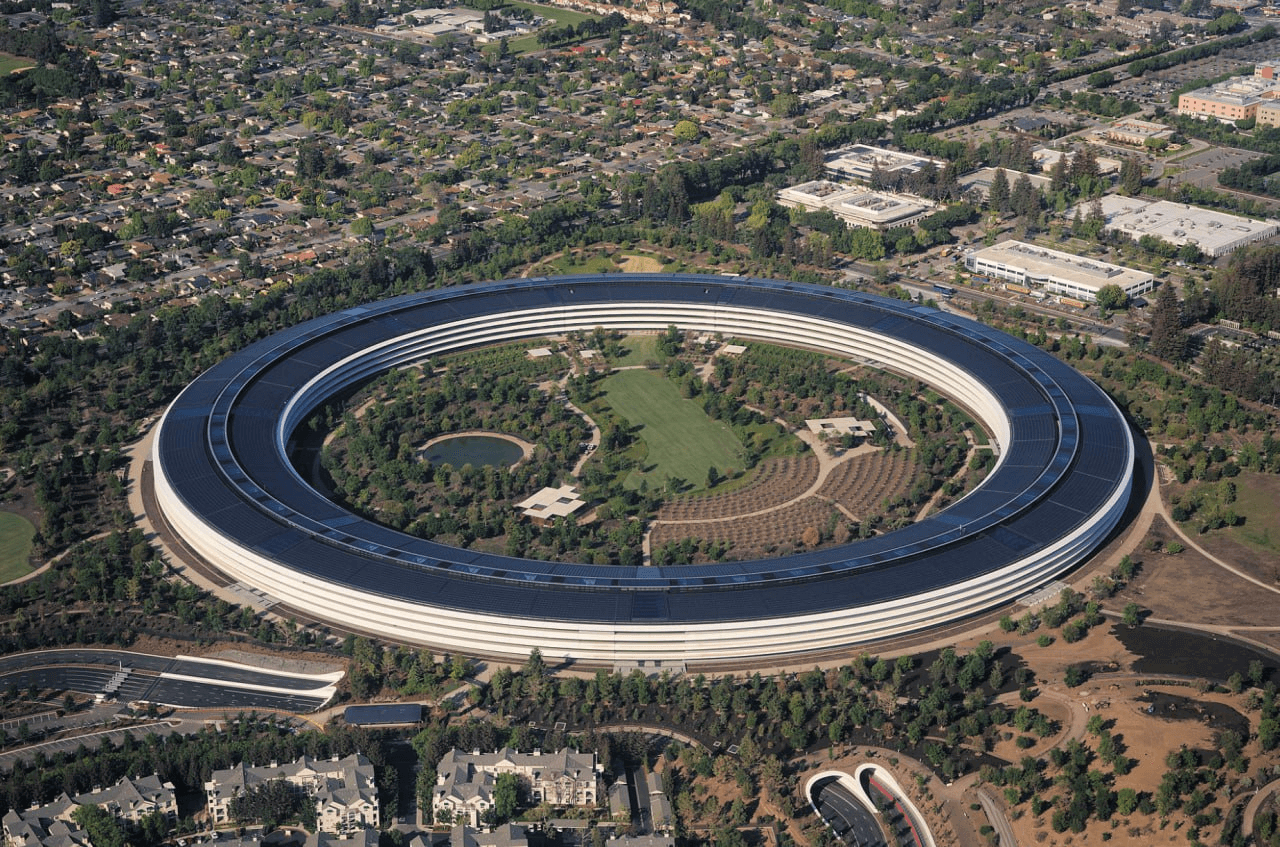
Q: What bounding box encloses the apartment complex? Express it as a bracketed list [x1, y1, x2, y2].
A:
[3, 777, 177, 847]
[433, 749, 602, 827]
[205, 755, 379, 834]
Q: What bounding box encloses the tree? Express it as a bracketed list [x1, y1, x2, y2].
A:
[71, 807, 126, 847]
[987, 167, 1010, 215]
[1149, 284, 1188, 362]
[229, 779, 303, 827]
[1094, 284, 1127, 312]
[673, 119, 701, 143]
[1116, 787, 1138, 816]
[1122, 602, 1142, 626]
[1119, 156, 1144, 195]
[523, 647, 546, 679]
[492, 772, 521, 822]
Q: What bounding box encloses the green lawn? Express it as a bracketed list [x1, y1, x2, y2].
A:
[610, 335, 659, 367]
[0, 511, 36, 582]
[544, 253, 618, 275]
[499, 1, 600, 54]
[0, 53, 36, 75]
[508, 0, 598, 27]
[602, 369, 744, 492]
[1226, 472, 1280, 556]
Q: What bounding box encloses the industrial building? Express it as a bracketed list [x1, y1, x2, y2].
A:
[964, 240, 1155, 303]
[1089, 196, 1280, 257]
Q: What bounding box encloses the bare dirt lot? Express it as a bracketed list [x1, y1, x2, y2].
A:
[1110, 516, 1280, 630]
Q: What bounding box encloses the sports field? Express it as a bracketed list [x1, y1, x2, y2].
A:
[501, 1, 600, 54]
[0, 511, 35, 582]
[602, 368, 744, 492]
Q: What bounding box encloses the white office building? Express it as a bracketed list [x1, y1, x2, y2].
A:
[965, 240, 1155, 303]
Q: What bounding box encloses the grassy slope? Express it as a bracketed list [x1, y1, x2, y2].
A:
[0, 53, 36, 75]
[602, 368, 744, 492]
[1227, 471, 1280, 555]
[0, 511, 36, 582]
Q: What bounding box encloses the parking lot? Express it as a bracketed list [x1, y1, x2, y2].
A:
[1167, 145, 1267, 190]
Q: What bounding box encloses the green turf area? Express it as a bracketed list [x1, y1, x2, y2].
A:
[602, 368, 744, 492]
[508, 0, 598, 27]
[499, 1, 599, 54]
[0, 53, 36, 75]
[1225, 472, 1280, 556]
[610, 335, 659, 367]
[0, 511, 36, 582]
[543, 253, 618, 275]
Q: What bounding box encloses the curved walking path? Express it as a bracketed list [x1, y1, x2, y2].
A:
[652, 419, 879, 528]
[1154, 487, 1280, 598]
[1243, 777, 1280, 841]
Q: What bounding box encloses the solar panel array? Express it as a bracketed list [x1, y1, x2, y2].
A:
[155, 275, 1132, 625]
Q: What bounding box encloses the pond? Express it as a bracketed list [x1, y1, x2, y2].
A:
[423, 434, 525, 469]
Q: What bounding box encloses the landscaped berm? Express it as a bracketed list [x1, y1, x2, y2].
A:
[0, 510, 36, 582]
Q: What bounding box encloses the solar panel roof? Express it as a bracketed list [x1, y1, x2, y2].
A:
[156, 275, 1131, 625]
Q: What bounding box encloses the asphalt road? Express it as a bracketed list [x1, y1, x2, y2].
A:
[0, 649, 337, 712]
[812, 777, 888, 847]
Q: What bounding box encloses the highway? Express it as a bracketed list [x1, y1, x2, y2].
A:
[0, 649, 340, 712]
[811, 776, 888, 847]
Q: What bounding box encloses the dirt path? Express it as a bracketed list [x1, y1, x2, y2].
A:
[915, 432, 980, 521]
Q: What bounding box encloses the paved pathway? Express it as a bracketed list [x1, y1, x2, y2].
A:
[976, 789, 1018, 847]
[1242, 777, 1280, 841]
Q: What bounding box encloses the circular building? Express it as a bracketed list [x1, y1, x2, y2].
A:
[151, 274, 1132, 665]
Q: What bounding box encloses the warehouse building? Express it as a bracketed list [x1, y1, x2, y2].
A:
[1088, 196, 1280, 258]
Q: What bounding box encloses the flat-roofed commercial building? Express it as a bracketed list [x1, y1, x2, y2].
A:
[965, 240, 1155, 303]
[1257, 100, 1280, 127]
[823, 144, 944, 183]
[777, 180, 936, 230]
[1094, 118, 1175, 147]
[1177, 76, 1280, 122]
[957, 167, 1051, 200]
[1089, 195, 1280, 257]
